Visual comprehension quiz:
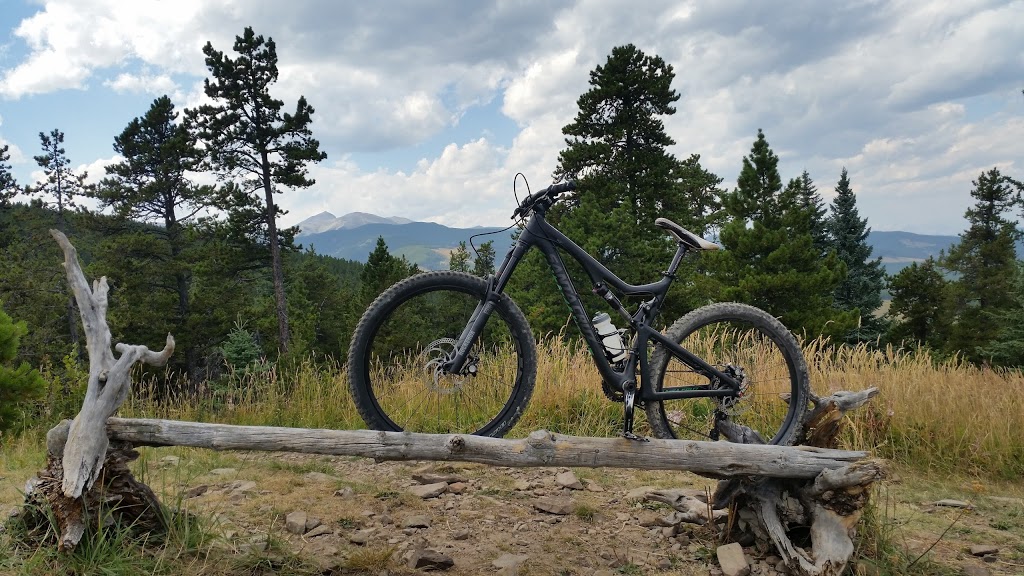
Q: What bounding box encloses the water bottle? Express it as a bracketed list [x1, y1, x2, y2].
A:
[592, 312, 627, 362]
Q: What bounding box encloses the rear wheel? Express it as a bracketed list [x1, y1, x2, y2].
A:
[644, 303, 810, 446]
[347, 271, 536, 437]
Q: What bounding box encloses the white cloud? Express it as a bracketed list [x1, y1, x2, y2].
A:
[104, 73, 178, 96]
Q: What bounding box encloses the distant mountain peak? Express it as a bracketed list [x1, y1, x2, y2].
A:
[297, 211, 412, 234]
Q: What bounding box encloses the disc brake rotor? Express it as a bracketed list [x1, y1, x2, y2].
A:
[715, 363, 751, 416]
[421, 338, 468, 395]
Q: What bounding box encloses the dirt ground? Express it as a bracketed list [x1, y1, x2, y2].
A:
[10, 446, 1016, 576]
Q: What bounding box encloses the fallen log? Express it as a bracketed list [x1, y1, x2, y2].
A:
[102, 417, 872, 479]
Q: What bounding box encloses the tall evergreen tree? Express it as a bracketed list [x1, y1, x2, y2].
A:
[787, 171, 828, 256]
[94, 95, 215, 382]
[361, 237, 416, 304]
[29, 128, 89, 353]
[30, 129, 88, 233]
[472, 240, 497, 277]
[510, 44, 720, 333]
[942, 168, 1023, 362]
[188, 26, 327, 354]
[449, 241, 471, 273]
[979, 262, 1024, 367]
[709, 130, 855, 338]
[826, 168, 886, 341]
[886, 257, 951, 349]
[0, 144, 17, 207]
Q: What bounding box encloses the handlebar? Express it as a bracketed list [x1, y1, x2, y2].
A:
[512, 180, 577, 218]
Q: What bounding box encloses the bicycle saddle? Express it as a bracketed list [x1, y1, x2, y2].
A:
[655, 218, 721, 251]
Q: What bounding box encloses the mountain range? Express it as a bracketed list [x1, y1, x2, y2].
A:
[296, 211, 962, 275]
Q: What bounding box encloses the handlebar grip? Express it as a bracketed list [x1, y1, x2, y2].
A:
[512, 180, 578, 218]
[547, 180, 577, 196]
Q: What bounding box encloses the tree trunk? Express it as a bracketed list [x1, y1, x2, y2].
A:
[261, 152, 289, 353]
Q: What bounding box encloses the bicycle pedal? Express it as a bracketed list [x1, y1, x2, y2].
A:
[622, 432, 650, 442]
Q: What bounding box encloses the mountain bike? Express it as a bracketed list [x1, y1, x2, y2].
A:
[347, 181, 810, 445]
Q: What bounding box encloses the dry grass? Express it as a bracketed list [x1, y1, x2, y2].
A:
[108, 337, 1024, 480]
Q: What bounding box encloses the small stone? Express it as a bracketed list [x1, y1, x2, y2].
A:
[513, 480, 532, 491]
[228, 480, 257, 494]
[303, 471, 340, 483]
[410, 482, 448, 499]
[402, 515, 431, 528]
[657, 557, 673, 570]
[349, 529, 373, 545]
[970, 544, 999, 556]
[452, 528, 471, 540]
[717, 542, 750, 576]
[555, 470, 583, 490]
[413, 473, 467, 484]
[158, 455, 180, 467]
[493, 553, 529, 571]
[963, 565, 993, 576]
[305, 516, 322, 532]
[533, 497, 573, 515]
[209, 468, 237, 476]
[185, 485, 208, 499]
[584, 480, 605, 492]
[625, 486, 655, 500]
[236, 535, 268, 553]
[448, 482, 468, 494]
[637, 511, 662, 527]
[409, 549, 455, 571]
[333, 486, 355, 498]
[285, 511, 308, 535]
[305, 524, 333, 538]
[934, 499, 973, 509]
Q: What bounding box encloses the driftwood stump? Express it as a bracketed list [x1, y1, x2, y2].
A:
[21, 231, 174, 550]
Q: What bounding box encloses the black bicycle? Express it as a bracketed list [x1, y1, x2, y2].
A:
[347, 180, 810, 445]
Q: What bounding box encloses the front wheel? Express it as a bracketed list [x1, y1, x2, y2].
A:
[347, 271, 537, 437]
[644, 302, 810, 446]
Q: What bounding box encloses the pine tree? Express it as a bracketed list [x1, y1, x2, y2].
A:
[0, 144, 17, 207]
[709, 130, 855, 338]
[95, 95, 215, 382]
[188, 26, 327, 354]
[0, 306, 45, 433]
[30, 128, 89, 354]
[449, 241, 471, 273]
[942, 168, 1023, 362]
[787, 171, 828, 255]
[826, 168, 886, 341]
[886, 257, 951, 349]
[30, 129, 88, 232]
[361, 237, 415, 303]
[979, 262, 1024, 366]
[472, 240, 497, 277]
[510, 44, 720, 333]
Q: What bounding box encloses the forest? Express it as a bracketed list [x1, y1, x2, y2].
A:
[2, 31, 1023, 438]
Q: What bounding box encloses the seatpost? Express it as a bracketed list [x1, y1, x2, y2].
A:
[664, 243, 689, 277]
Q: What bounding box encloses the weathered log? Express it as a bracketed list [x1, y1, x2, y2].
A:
[103, 417, 872, 478]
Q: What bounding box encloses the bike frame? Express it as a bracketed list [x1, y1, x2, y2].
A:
[446, 201, 742, 402]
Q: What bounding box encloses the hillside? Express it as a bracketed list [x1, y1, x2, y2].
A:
[296, 213, 969, 275]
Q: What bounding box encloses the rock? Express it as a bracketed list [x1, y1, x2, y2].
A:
[452, 529, 471, 540]
[934, 499, 973, 509]
[402, 515, 431, 528]
[349, 529, 374, 545]
[533, 497, 573, 515]
[555, 470, 583, 490]
[303, 471, 340, 483]
[584, 480, 605, 492]
[185, 485, 208, 499]
[410, 482, 448, 499]
[227, 480, 257, 494]
[637, 511, 662, 527]
[513, 480, 533, 491]
[413, 473, 467, 484]
[448, 482, 468, 494]
[493, 553, 529, 572]
[285, 511, 309, 535]
[969, 544, 999, 556]
[333, 486, 355, 498]
[305, 524, 333, 538]
[209, 468, 237, 476]
[305, 516, 322, 532]
[716, 543, 750, 576]
[236, 535, 268, 554]
[409, 549, 455, 571]
[159, 455, 180, 467]
[625, 486, 655, 500]
[963, 565, 993, 576]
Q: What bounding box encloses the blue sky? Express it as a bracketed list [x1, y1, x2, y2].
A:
[2, 0, 1023, 234]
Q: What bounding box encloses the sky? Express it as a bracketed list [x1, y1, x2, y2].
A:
[1, 0, 1023, 235]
